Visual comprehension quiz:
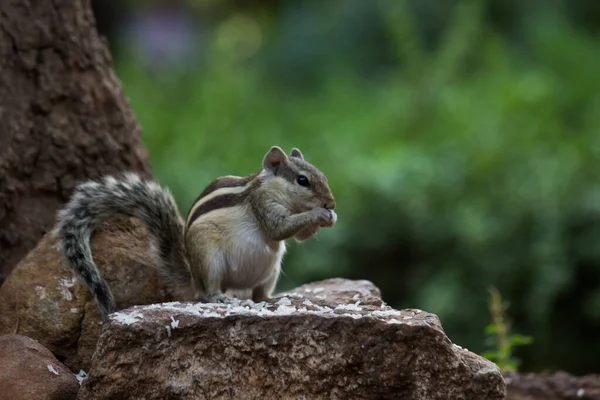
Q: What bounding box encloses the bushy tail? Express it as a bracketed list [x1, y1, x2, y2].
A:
[53, 173, 189, 319]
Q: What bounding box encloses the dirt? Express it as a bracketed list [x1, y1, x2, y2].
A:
[506, 371, 600, 400]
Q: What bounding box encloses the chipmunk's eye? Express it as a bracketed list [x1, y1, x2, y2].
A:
[297, 175, 310, 187]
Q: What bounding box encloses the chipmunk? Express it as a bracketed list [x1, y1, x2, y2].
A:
[53, 146, 337, 319]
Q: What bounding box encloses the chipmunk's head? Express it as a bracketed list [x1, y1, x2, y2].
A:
[260, 146, 336, 213]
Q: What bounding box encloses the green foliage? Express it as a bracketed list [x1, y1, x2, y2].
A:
[114, 0, 600, 373]
[481, 287, 534, 373]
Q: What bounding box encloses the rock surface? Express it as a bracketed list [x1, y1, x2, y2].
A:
[505, 371, 600, 400]
[79, 279, 506, 400]
[278, 277, 384, 306]
[0, 334, 79, 400]
[0, 216, 193, 372]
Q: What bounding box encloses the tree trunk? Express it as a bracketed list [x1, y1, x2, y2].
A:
[0, 0, 152, 282]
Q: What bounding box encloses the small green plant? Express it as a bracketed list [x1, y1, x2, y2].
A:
[481, 286, 533, 373]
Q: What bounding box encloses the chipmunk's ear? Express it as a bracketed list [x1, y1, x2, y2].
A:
[263, 146, 288, 173]
[290, 148, 304, 160]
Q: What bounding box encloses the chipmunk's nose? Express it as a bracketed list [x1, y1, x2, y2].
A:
[324, 198, 336, 210]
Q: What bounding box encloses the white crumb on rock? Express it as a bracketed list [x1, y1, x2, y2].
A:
[371, 309, 403, 318]
[47, 364, 59, 375]
[226, 305, 254, 315]
[133, 300, 415, 329]
[35, 286, 47, 300]
[202, 311, 221, 318]
[257, 308, 275, 317]
[54, 277, 78, 301]
[577, 388, 585, 397]
[335, 303, 362, 312]
[54, 285, 71, 302]
[74, 370, 88, 385]
[59, 289, 73, 301]
[145, 302, 184, 312]
[274, 304, 296, 315]
[275, 297, 292, 306]
[249, 301, 267, 311]
[113, 311, 144, 325]
[309, 304, 334, 314]
[70, 308, 78, 313]
[59, 277, 78, 288]
[162, 301, 182, 307]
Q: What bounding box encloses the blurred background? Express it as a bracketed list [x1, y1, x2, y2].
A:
[92, 0, 600, 375]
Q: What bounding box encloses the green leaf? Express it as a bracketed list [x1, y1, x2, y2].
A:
[509, 335, 534, 345]
[484, 324, 498, 335]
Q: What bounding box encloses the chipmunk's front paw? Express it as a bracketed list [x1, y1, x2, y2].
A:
[314, 207, 337, 228]
[328, 209, 337, 227]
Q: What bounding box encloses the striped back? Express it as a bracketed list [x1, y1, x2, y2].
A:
[185, 172, 261, 233]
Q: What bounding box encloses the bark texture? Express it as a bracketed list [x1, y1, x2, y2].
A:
[0, 0, 151, 281]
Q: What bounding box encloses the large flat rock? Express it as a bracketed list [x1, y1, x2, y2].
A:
[78, 281, 506, 400]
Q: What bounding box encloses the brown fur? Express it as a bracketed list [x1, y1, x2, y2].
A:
[186, 192, 246, 234]
[184, 146, 337, 303]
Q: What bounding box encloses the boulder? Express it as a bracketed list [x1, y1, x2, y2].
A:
[278, 277, 384, 306]
[78, 279, 506, 400]
[0, 216, 194, 372]
[505, 371, 600, 400]
[0, 334, 79, 400]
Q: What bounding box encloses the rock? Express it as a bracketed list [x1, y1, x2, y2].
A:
[0, 334, 79, 400]
[78, 279, 506, 400]
[278, 277, 384, 306]
[0, 216, 194, 372]
[505, 371, 600, 400]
